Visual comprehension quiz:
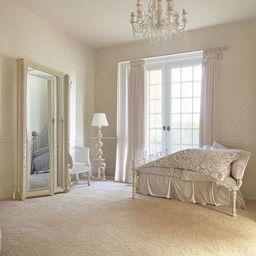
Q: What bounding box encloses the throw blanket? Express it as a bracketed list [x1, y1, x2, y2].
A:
[139, 149, 240, 181]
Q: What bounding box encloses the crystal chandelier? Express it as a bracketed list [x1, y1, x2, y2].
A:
[130, 0, 188, 40]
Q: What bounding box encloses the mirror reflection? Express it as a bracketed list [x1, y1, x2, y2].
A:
[27, 68, 55, 190]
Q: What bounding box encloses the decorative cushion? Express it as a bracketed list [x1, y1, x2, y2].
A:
[211, 142, 250, 180]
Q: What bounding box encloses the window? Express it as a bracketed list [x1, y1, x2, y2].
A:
[146, 53, 203, 154]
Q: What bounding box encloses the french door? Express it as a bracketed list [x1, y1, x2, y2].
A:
[146, 59, 202, 155]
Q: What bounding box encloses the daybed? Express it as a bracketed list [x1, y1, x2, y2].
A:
[132, 142, 250, 217]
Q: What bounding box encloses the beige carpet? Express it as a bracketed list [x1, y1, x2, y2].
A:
[0, 181, 256, 256]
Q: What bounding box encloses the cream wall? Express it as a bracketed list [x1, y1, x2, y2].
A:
[0, 0, 95, 199]
[95, 19, 256, 200]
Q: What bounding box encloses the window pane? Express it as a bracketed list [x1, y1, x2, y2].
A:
[182, 67, 192, 82]
[182, 114, 193, 128]
[194, 65, 202, 81]
[150, 85, 162, 99]
[193, 98, 201, 113]
[150, 129, 162, 144]
[171, 144, 181, 153]
[150, 100, 161, 113]
[171, 68, 181, 82]
[171, 114, 181, 128]
[171, 129, 180, 144]
[193, 129, 199, 145]
[182, 98, 192, 113]
[150, 114, 162, 128]
[182, 82, 192, 97]
[171, 83, 181, 98]
[194, 82, 201, 97]
[193, 114, 200, 129]
[171, 99, 181, 113]
[150, 144, 162, 154]
[150, 70, 162, 84]
[181, 129, 193, 144]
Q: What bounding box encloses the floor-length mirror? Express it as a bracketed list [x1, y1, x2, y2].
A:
[15, 59, 70, 200]
[27, 69, 55, 191]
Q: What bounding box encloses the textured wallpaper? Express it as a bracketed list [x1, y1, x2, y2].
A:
[95, 19, 256, 199]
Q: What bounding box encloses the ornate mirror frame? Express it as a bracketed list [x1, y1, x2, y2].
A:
[14, 59, 71, 200]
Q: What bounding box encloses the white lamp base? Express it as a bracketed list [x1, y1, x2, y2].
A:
[92, 126, 106, 180]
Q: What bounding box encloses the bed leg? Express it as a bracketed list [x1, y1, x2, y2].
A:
[132, 160, 136, 199]
[232, 190, 238, 218]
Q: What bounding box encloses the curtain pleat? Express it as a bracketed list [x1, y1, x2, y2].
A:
[200, 50, 222, 146]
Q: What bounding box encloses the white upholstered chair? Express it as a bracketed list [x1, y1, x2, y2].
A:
[69, 146, 91, 186]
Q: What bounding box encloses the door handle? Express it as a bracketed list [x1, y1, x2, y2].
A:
[163, 126, 166, 131]
[167, 126, 170, 131]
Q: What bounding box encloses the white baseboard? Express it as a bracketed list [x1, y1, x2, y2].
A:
[0, 183, 13, 200]
[242, 179, 256, 200]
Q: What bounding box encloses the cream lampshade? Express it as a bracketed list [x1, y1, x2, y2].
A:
[91, 113, 109, 127]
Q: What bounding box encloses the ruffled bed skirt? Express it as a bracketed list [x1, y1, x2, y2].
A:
[137, 173, 246, 209]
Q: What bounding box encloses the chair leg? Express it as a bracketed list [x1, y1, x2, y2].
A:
[232, 190, 238, 218]
[87, 171, 91, 186]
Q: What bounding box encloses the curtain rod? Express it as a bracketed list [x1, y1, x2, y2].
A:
[142, 46, 228, 62]
[119, 46, 228, 64]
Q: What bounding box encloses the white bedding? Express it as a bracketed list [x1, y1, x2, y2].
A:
[137, 172, 246, 208]
[140, 149, 245, 181]
[134, 146, 250, 209]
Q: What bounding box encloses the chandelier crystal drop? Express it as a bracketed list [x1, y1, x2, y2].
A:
[130, 0, 188, 40]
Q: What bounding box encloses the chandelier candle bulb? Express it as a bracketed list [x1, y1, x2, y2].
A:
[166, 0, 173, 13]
[174, 12, 179, 25]
[182, 9, 188, 23]
[136, 0, 143, 17]
[157, 0, 163, 15]
[131, 12, 135, 24]
[151, 0, 157, 10]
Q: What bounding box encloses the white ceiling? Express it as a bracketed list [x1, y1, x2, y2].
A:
[13, 0, 256, 48]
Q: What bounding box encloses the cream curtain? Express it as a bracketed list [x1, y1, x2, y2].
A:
[200, 50, 223, 146]
[115, 60, 145, 183]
